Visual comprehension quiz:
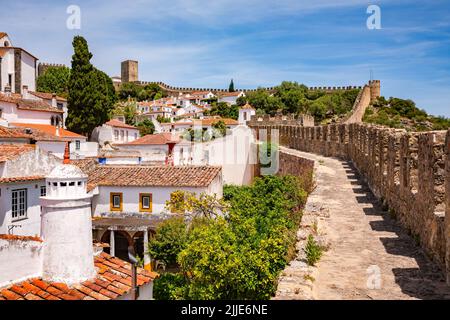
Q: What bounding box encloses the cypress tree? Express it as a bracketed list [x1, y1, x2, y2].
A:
[67, 36, 116, 137]
[228, 79, 235, 92]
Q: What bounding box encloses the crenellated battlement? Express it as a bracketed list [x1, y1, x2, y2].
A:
[248, 119, 450, 283]
[134, 81, 364, 95]
[38, 62, 67, 77]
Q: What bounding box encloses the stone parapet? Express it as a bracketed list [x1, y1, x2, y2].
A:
[249, 120, 450, 283]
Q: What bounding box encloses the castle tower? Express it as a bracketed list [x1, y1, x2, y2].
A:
[369, 80, 381, 102]
[121, 60, 139, 83]
[40, 144, 95, 284]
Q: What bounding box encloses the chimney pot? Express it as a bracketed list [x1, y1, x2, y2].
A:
[22, 85, 29, 99]
[52, 93, 57, 108]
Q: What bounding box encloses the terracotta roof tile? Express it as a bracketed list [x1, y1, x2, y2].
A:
[29, 91, 67, 102]
[11, 123, 85, 139]
[0, 144, 35, 162]
[0, 93, 64, 113]
[0, 176, 45, 184]
[120, 133, 179, 145]
[0, 126, 32, 139]
[0, 253, 157, 300]
[80, 165, 222, 192]
[105, 119, 137, 129]
[0, 234, 43, 242]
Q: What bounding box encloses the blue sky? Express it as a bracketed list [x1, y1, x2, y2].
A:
[1, 0, 449, 116]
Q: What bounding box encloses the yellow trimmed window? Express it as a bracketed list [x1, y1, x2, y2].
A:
[110, 193, 123, 212]
[139, 193, 152, 213]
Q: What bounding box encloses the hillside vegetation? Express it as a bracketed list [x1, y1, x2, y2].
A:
[238, 81, 360, 123]
[363, 96, 450, 131]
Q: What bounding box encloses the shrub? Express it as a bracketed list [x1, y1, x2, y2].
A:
[147, 217, 188, 267]
[304, 235, 323, 266]
[153, 273, 188, 300]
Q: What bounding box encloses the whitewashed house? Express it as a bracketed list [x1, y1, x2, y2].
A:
[238, 103, 256, 125]
[0, 32, 37, 94]
[91, 119, 140, 146]
[218, 91, 245, 105]
[0, 155, 157, 299]
[0, 143, 61, 237]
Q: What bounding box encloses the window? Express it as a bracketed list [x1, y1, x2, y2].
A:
[8, 74, 12, 86]
[0, 108, 2, 118]
[40, 186, 46, 197]
[75, 140, 81, 150]
[134, 133, 138, 140]
[243, 112, 247, 121]
[110, 193, 123, 211]
[120, 130, 125, 141]
[12, 189, 27, 220]
[57, 103, 63, 110]
[139, 193, 152, 213]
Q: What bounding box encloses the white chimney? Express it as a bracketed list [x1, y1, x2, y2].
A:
[51, 93, 57, 108]
[22, 85, 29, 99]
[40, 145, 96, 284]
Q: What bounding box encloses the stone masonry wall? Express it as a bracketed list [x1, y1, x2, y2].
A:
[249, 118, 450, 283]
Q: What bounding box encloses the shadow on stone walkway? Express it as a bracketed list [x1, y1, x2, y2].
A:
[276, 147, 450, 300]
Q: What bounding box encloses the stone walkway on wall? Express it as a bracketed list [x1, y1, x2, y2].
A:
[275, 147, 450, 300]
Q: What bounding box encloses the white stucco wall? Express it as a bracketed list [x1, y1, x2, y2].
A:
[0, 181, 46, 237]
[91, 125, 140, 146]
[0, 50, 14, 91]
[0, 238, 43, 288]
[0, 100, 59, 125]
[117, 281, 153, 300]
[21, 51, 36, 92]
[118, 144, 168, 163]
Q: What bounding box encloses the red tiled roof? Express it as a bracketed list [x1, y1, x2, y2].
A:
[78, 165, 221, 192]
[0, 176, 45, 184]
[0, 32, 7, 39]
[105, 119, 137, 129]
[11, 123, 85, 139]
[0, 234, 43, 242]
[29, 91, 67, 102]
[0, 252, 158, 300]
[0, 126, 32, 139]
[219, 91, 243, 97]
[161, 118, 239, 126]
[240, 102, 255, 110]
[0, 144, 35, 162]
[121, 133, 180, 145]
[0, 93, 63, 114]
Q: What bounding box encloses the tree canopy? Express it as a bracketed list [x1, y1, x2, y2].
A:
[228, 79, 235, 92]
[151, 174, 313, 300]
[66, 36, 117, 137]
[36, 66, 71, 98]
[117, 82, 165, 102]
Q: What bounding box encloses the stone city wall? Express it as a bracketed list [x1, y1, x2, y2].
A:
[249, 117, 450, 283]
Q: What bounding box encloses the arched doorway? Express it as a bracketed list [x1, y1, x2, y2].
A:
[101, 230, 133, 262]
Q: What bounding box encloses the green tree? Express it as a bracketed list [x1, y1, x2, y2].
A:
[228, 79, 235, 92]
[117, 82, 142, 101]
[112, 101, 137, 125]
[67, 36, 116, 137]
[206, 102, 239, 120]
[245, 88, 283, 116]
[36, 66, 71, 98]
[136, 119, 155, 136]
[212, 120, 227, 138]
[148, 217, 188, 267]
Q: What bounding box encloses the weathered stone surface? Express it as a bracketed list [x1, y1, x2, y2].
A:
[249, 119, 450, 288]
